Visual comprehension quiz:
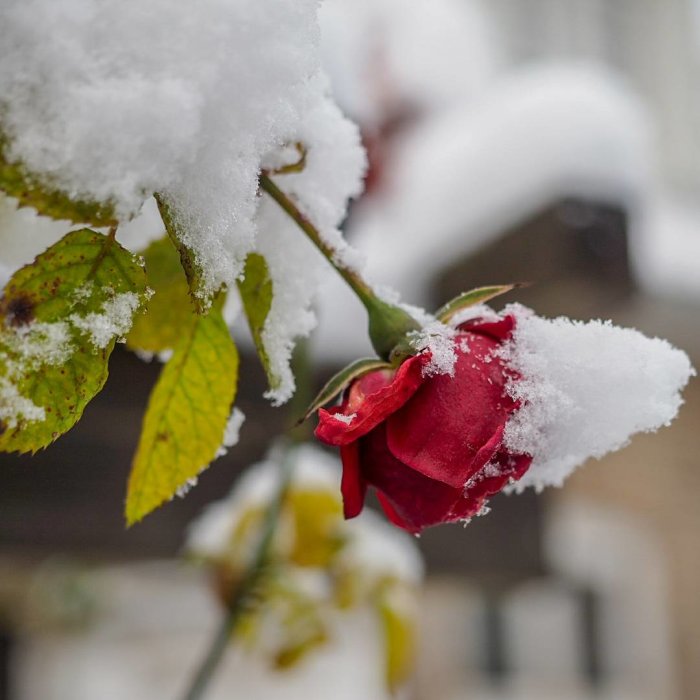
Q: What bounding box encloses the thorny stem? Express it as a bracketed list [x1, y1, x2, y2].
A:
[180, 452, 294, 700]
[258, 172, 419, 359]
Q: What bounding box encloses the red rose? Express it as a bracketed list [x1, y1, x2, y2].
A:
[315, 315, 532, 533]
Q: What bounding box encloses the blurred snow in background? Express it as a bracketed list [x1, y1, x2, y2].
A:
[313, 0, 700, 361]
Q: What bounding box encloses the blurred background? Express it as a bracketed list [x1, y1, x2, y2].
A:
[1, 0, 699, 698]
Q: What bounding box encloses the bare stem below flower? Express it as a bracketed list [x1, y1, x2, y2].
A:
[180, 451, 294, 700]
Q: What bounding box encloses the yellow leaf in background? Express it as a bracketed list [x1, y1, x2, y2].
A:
[227, 489, 344, 570]
[126, 236, 196, 353]
[378, 582, 419, 694]
[288, 490, 344, 568]
[125, 306, 238, 525]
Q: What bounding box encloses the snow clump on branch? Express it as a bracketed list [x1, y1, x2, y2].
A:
[0, 0, 367, 404]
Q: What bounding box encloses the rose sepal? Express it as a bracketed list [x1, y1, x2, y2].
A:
[435, 284, 520, 324]
[363, 296, 421, 360]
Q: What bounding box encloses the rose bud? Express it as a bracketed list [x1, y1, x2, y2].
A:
[314, 314, 532, 533]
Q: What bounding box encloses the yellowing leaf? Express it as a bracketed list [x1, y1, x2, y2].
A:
[0, 135, 117, 227]
[154, 193, 210, 313]
[237, 253, 278, 392]
[0, 228, 147, 453]
[288, 489, 344, 568]
[377, 584, 418, 693]
[228, 488, 344, 570]
[126, 306, 239, 525]
[274, 625, 328, 670]
[126, 236, 196, 353]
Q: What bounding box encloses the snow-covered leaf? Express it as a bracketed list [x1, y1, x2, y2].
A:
[0, 134, 117, 227]
[300, 357, 393, 424]
[126, 306, 238, 525]
[436, 284, 518, 324]
[126, 236, 195, 353]
[154, 193, 210, 313]
[237, 253, 278, 391]
[0, 228, 147, 453]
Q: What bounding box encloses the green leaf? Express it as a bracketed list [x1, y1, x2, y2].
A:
[154, 193, 209, 313]
[237, 253, 278, 391]
[299, 357, 393, 424]
[126, 236, 196, 353]
[0, 228, 148, 453]
[0, 134, 117, 227]
[125, 306, 239, 525]
[435, 284, 519, 324]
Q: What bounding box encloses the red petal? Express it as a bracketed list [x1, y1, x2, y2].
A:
[464, 450, 533, 502]
[340, 442, 367, 519]
[386, 332, 514, 488]
[315, 353, 428, 446]
[457, 314, 515, 341]
[360, 425, 483, 532]
[376, 492, 416, 532]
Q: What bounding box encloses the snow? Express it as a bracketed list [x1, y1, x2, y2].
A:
[71, 291, 142, 349]
[352, 65, 653, 303]
[175, 476, 198, 499]
[3, 321, 73, 369]
[319, 0, 501, 125]
[215, 408, 246, 458]
[0, 0, 317, 216]
[407, 321, 457, 377]
[501, 304, 695, 491]
[0, 0, 366, 316]
[338, 509, 424, 585]
[0, 376, 45, 428]
[255, 93, 366, 405]
[331, 412, 356, 426]
[634, 192, 700, 301]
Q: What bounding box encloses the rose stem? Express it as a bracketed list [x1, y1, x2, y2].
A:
[258, 172, 419, 359]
